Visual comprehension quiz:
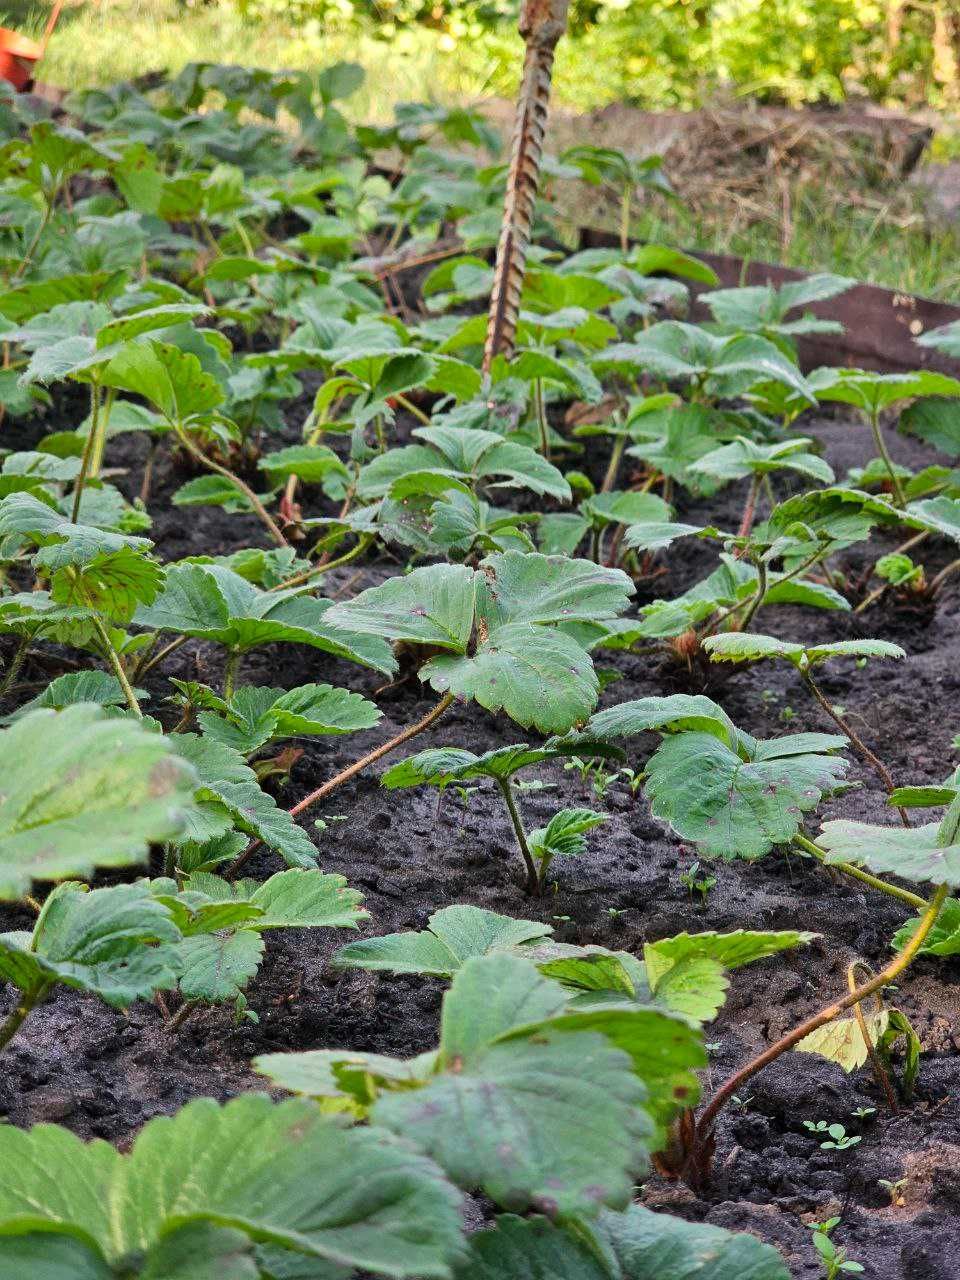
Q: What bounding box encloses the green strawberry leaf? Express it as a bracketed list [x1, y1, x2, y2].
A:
[0, 705, 196, 900]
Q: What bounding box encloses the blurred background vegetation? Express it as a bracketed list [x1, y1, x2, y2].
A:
[8, 0, 959, 297]
[11, 0, 958, 112]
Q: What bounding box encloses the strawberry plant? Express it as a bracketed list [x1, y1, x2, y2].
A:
[381, 739, 621, 891]
[0, 59, 959, 1274]
[0, 881, 182, 1051]
[149, 867, 366, 1019]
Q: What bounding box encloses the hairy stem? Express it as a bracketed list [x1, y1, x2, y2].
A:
[0, 983, 49, 1054]
[601, 434, 627, 494]
[736, 473, 762, 541]
[89, 386, 116, 478]
[227, 691, 455, 877]
[91, 614, 142, 718]
[133, 634, 188, 681]
[14, 199, 54, 282]
[139, 436, 160, 506]
[794, 834, 925, 911]
[847, 960, 898, 1114]
[0, 635, 29, 702]
[868, 409, 907, 508]
[928, 555, 960, 596]
[619, 187, 632, 255]
[691, 882, 948, 1173]
[734, 559, 767, 632]
[393, 392, 431, 426]
[70, 381, 101, 523]
[223, 649, 241, 700]
[168, 998, 200, 1033]
[533, 378, 550, 460]
[172, 424, 287, 548]
[267, 536, 371, 593]
[800, 670, 908, 825]
[497, 777, 539, 894]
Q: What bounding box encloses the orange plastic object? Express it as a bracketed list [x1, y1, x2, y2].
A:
[0, 1, 65, 93]
[0, 29, 43, 92]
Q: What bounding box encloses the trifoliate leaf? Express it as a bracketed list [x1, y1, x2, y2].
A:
[1, 670, 144, 722]
[818, 820, 960, 886]
[0, 1095, 463, 1278]
[907, 496, 960, 544]
[795, 1012, 890, 1073]
[0, 705, 196, 900]
[528, 808, 606, 860]
[643, 930, 815, 1022]
[177, 929, 265, 1002]
[247, 868, 366, 930]
[646, 731, 848, 860]
[334, 905, 552, 977]
[703, 633, 905, 668]
[892, 897, 960, 956]
[135, 563, 394, 671]
[691, 437, 833, 485]
[325, 562, 477, 650]
[455, 1207, 791, 1280]
[0, 881, 181, 1005]
[588, 694, 737, 743]
[423, 623, 600, 734]
[196, 682, 380, 753]
[172, 735, 318, 869]
[102, 340, 224, 421]
[374, 956, 651, 1217]
[257, 444, 350, 487]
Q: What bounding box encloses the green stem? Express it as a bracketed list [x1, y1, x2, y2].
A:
[601, 435, 626, 494]
[689, 882, 949, 1182]
[735, 559, 767, 632]
[793, 834, 926, 910]
[799, 670, 908, 825]
[497, 777, 539, 894]
[133, 634, 188, 681]
[91, 614, 142, 718]
[0, 635, 29, 701]
[223, 649, 241, 700]
[70, 380, 102, 523]
[869, 409, 907, 508]
[589, 525, 602, 565]
[13, 199, 54, 282]
[393, 392, 431, 426]
[0, 983, 49, 1053]
[619, 187, 632, 254]
[171, 423, 288, 548]
[89, 386, 116, 478]
[267, 536, 371, 593]
[534, 379, 550, 460]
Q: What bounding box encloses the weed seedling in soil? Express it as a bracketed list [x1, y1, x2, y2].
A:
[809, 1217, 865, 1277]
[680, 860, 717, 905]
[382, 740, 620, 892]
[803, 1120, 861, 1150]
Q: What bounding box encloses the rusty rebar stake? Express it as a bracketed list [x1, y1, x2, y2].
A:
[482, 0, 571, 375]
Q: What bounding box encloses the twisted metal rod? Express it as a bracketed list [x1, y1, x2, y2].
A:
[482, 0, 570, 374]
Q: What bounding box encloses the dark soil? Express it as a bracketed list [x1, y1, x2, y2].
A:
[2, 400, 960, 1279]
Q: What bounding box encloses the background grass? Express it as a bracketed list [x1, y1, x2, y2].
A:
[7, 0, 960, 301]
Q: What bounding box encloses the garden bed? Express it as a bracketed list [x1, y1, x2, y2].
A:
[2, 64, 960, 1280]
